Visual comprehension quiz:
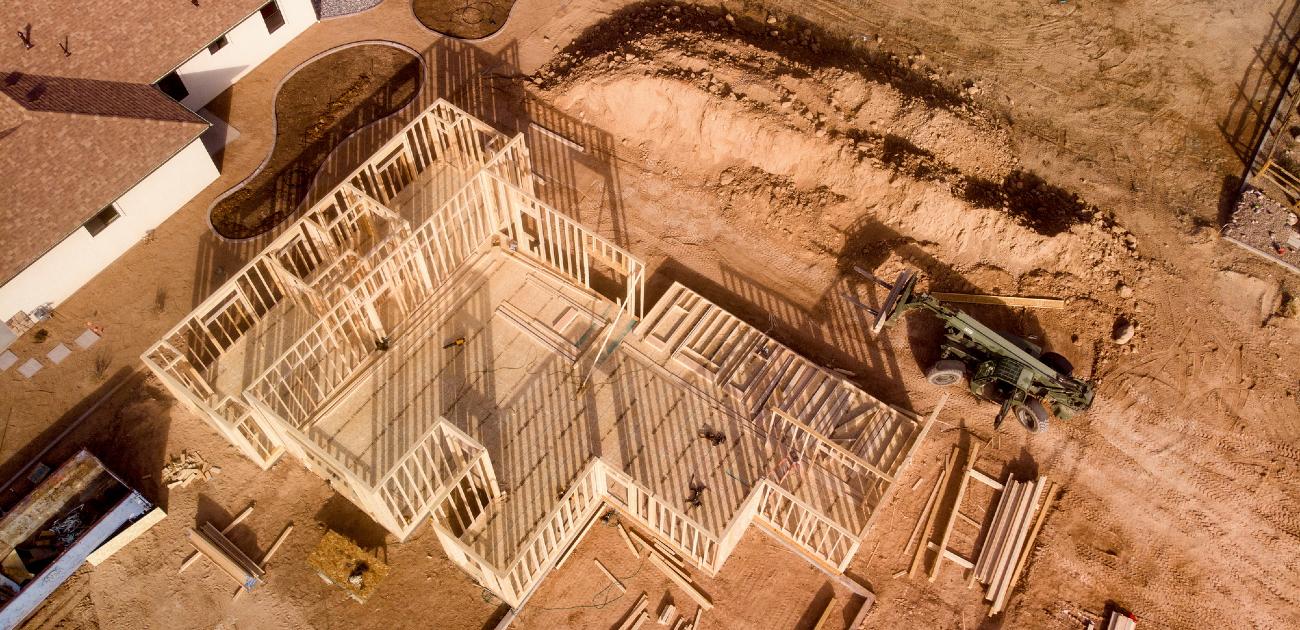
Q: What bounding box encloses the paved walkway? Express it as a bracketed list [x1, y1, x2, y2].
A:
[0, 0, 623, 482]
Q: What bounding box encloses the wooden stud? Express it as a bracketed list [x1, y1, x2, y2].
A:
[904, 460, 945, 564]
[910, 449, 957, 577]
[87, 507, 166, 566]
[969, 469, 1003, 490]
[985, 484, 1038, 609]
[971, 475, 1019, 587]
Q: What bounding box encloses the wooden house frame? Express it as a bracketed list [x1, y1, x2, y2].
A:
[144, 100, 936, 610]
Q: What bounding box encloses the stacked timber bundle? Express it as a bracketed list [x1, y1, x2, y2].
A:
[968, 475, 1058, 615]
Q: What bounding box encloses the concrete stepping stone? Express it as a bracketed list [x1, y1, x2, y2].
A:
[75, 329, 101, 349]
[47, 343, 71, 364]
[18, 358, 42, 378]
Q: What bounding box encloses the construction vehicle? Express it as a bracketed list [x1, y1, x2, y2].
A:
[847, 268, 1094, 433]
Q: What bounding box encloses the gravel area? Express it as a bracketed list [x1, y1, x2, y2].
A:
[316, 0, 383, 19]
[1223, 185, 1300, 272]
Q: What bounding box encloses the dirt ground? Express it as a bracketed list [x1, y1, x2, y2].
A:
[209, 43, 421, 239]
[3, 0, 1300, 629]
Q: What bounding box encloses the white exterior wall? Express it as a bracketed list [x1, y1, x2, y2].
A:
[175, 0, 317, 110]
[0, 138, 219, 319]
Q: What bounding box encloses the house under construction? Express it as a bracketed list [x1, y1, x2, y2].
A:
[143, 100, 937, 608]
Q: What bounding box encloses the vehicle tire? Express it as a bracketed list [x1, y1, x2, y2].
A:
[926, 359, 966, 387]
[1039, 351, 1073, 376]
[1013, 398, 1050, 433]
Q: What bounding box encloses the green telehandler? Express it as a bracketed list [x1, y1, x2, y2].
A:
[847, 268, 1095, 433]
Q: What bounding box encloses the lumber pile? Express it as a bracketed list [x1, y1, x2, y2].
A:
[161, 450, 219, 489]
[909, 444, 1060, 616]
[969, 475, 1057, 615]
[615, 520, 710, 629]
[1104, 610, 1137, 630]
[185, 524, 264, 591]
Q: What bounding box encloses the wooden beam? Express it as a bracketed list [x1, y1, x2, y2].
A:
[594, 558, 626, 594]
[185, 527, 260, 590]
[930, 292, 1065, 310]
[847, 592, 874, 630]
[903, 468, 945, 567]
[649, 554, 713, 610]
[910, 448, 957, 577]
[930, 442, 981, 582]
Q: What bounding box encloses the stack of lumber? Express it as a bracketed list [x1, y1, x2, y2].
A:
[970, 475, 1058, 616]
[1104, 610, 1137, 630]
[161, 451, 219, 489]
[185, 523, 264, 591]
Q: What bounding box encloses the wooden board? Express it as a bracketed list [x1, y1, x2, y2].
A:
[87, 506, 165, 566]
[594, 558, 626, 593]
[931, 292, 1065, 310]
[910, 448, 957, 577]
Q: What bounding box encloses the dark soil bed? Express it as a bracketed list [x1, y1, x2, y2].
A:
[210, 44, 421, 239]
[412, 0, 515, 39]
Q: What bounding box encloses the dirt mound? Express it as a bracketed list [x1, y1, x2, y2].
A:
[533, 1, 1143, 360]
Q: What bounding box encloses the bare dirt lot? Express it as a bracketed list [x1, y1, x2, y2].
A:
[3, 0, 1299, 629]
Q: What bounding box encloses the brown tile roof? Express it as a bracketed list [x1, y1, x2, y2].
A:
[0, 72, 208, 286]
[2, 0, 278, 83]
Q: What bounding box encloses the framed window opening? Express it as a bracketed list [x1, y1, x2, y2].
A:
[84, 205, 121, 236]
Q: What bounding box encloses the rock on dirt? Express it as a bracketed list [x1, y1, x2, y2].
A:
[1112, 317, 1136, 345]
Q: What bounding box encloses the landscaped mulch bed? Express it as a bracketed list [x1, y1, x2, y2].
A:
[412, 0, 515, 39]
[1223, 185, 1300, 273]
[210, 44, 421, 239]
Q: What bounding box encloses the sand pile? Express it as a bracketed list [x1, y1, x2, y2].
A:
[534, 1, 1147, 360]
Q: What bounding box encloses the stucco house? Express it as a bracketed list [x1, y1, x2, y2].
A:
[0, 0, 318, 345]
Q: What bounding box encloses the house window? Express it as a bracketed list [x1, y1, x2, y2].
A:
[207, 35, 228, 55]
[84, 205, 120, 237]
[156, 71, 188, 101]
[260, 1, 285, 33]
